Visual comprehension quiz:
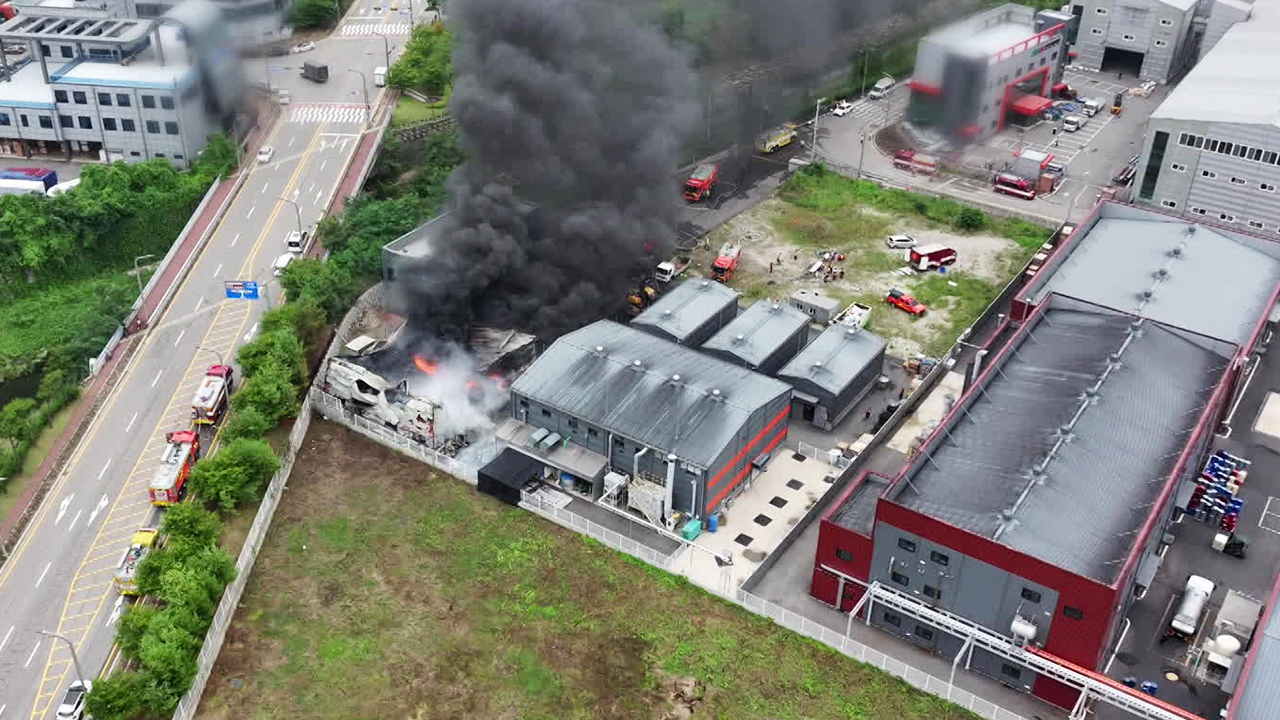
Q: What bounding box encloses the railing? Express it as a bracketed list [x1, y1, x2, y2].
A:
[88, 325, 125, 378]
[520, 490, 677, 572]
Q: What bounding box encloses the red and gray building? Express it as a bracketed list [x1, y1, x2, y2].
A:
[907, 3, 1078, 143]
[810, 203, 1280, 710]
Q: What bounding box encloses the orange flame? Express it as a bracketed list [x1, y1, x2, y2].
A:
[465, 380, 478, 389]
[413, 356, 438, 374]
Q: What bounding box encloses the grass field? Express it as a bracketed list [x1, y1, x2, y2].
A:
[197, 421, 977, 720]
[390, 95, 446, 127]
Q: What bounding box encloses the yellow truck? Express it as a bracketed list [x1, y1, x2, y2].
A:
[756, 123, 797, 154]
[114, 528, 159, 596]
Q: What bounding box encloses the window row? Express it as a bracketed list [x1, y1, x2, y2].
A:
[52, 90, 175, 110]
[50, 115, 181, 135]
[1178, 132, 1280, 167]
[1187, 205, 1275, 232]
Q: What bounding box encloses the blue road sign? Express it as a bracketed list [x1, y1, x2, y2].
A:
[224, 280, 260, 300]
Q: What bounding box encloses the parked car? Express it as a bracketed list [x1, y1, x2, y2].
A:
[256, 145, 275, 164]
[832, 100, 855, 117]
[291, 41, 316, 53]
[868, 77, 896, 100]
[886, 288, 927, 316]
[56, 680, 91, 720]
[273, 252, 294, 277]
[1063, 115, 1086, 132]
[277, 89, 291, 105]
[886, 234, 917, 249]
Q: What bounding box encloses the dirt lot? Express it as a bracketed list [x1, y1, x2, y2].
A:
[686, 175, 1039, 358]
[197, 421, 978, 720]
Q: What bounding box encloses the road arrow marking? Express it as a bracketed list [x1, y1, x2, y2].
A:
[107, 596, 124, 626]
[56, 494, 75, 525]
[245, 323, 259, 342]
[89, 494, 109, 525]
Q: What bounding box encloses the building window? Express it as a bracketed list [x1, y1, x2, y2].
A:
[836, 548, 853, 562]
[1201, 170, 1217, 179]
[882, 612, 902, 627]
[1251, 148, 1264, 161]
[130, 151, 140, 156]
[103, 117, 117, 131]
[72, 91, 86, 104]
[1064, 606, 1085, 620]
[174, 154, 184, 160]
[586, 428, 598, 438]
[914, 625, 934, 641]
[121, 118, 136, 132]
[1249, 220, 1265, 230]
[1220, 213, 1236, 223]
[160, 96, 175, 110]
[77, 116, 91, 130]
[1090, 27, 1103, 35]
[567, 418, 578, 429]
[1170, 163, 1186, 172]
[1154, 39, 1168, 47]
[923, 585, 941, 599]
[1001, 663, 1023, 680]
[1218, 141, 1233, 155]
[155, 153, 165, 158]
[1095, 6, 1107, 13]
[1122, 33, 1135, 42]
[38, 116, 51, 129]
[1139, 131, 1170, 200]
[890, 571, 910, 587]
[141, 95, 156, 109]
[145, 120, 160, 134]
[1262, 183, 1276, 192]
[540, 408, 551, 417]
[1160, 18, 1173, 26]
[60, 46, 73, 58]
[0, 113, 8, 126]
[1265, 152, 1278, 164]
[19, 114, 28, 127]
[58, 114, 72, 128]
[54, 90, 68, 103]
[117, 93, 131, 107]
[897, 538, 917, 553]
[518, 399, 528, 409]
[40, 44, 50, 57]
[930, 551, 949, 566]
[164, 121, 179, 135]
[1191, 207, 1207, 216]
[1231, 177, 1247, 186]
[98, 93, 112, 106]
[1021, 588, 1043, 604]
[1161, 199, 1178, 209]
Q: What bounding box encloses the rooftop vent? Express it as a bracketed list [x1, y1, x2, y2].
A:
[1141, 289, 1153, 300]
[632, 360, 643, 369]
[771, 303, 781, 311]
[812, 360, 824, 370]
[1170, 245, 1184, 256]
[662, 309, 673, 317]
[999, 509, 1017, 524]
[733, 333, 746, 344]
[710, 388, 723, 401]
[671, 374, 681, 383]
[700, 280, 711, 288]
[1083, 387, 1100, 400]
[1128, 320, 1143, 334]
[1155, 268, 1169, 279]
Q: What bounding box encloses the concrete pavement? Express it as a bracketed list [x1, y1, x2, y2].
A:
[0, 9, 400, 718]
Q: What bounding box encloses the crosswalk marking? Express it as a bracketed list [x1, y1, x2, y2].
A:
[287, 103, 371, 124]
[340, 22, 411, 36]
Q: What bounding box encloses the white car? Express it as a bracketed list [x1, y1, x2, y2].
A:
[256, 145, 275, 164]
[832, 100, 854, 117]
[56, 680, 91, 720]
[291, 41, 316, 54]
[886, 234, 917, 249]
[273, 252, 294, 277]
[277, 89, 291, 106]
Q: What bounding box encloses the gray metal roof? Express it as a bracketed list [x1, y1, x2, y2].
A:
[777, 325, 885, 396]
[1152, 0, 1280, 125]
[1029, 217, 1280, 345]
[831, 475, 891, 536]
[0, 14, 153, 44]
[632, 278, 739, 343]
[702, 300, 809, 368]
[1232, 576, 1280, 720]
[510, 320, 792, 468]
[892, 301, 1233, 585]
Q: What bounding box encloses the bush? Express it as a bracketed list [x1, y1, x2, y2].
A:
[116, 604, 158, 661]
[188, 437, 281, 511]
[236, 329, 308, 388]
[289, 0, 337, 28]
[160, 502, 222, 556]
[84, 671, 148, 720]
[231, 361, 301, 426]
[279, 258, 358, 324]
[260, 299, 325, 351]
[222, 404, 273, 442]
[387, 23, 452, 95]
[956, 207, 986, 231]
[0, 397, 38, 446]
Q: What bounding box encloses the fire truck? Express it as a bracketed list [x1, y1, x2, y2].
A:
[710, 243, 742, 283]
[993, 173, 1036, 200]
[892, 149, 938, 176]
[756, 123, 797, 154]
[191, 365, 234, 424]
[149, 429, 199, 506]
[113, 528, 159, 596]
[684, 163, 719, 202]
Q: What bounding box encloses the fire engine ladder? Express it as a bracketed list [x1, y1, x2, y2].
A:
[849, 582, 1208, 720]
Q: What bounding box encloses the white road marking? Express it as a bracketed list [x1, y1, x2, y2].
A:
[263, 181, 270, 194]
[174, 328, 186, 346]
[230, 233, 240, 248]
[246, 204, 256, 219]
[214, 262, 224, 276]
[67, 509, 82, 532]
[244, 322, 259, 342]
[23, 641, 40, 668]
[56, 494, 75, 525]
[125, 411, 138, 432]
[150, 370, 164, 388]
[0, 626, 14, 653]
[0, 703, 6, 718]
[107, 596, 124, 627]
[97, 459, 112, 480]
[35, 562, 50, 587]
[90, 494, 109, 525]
[320, 159, 328, 172]
[315, 190, 323, 205]
[195, 296, 205, 312]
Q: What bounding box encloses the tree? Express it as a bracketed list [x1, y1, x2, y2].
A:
[387, 23, 452, 95]
[36, 367, 79, 407]
[116, 604, 158, 661]
[134, 546, 178, 598]
[231, 361, 301, 426]
[279, 258, 357, 323]
[188, 437, 281, 511]
[84, 671, 148, 720]
[223, 404, 274, 442]
[956, 207, 986, 231]
[0, 397, 38, 445]
[193, 133, 239, 179]
[289, 0, 338, 28]
[160, 502, 222, 556]
[236, 329, 308, 388]
[260, 299, 325, 350]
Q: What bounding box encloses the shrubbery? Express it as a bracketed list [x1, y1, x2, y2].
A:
[188, 438, 281, 512]
[388, 22, 452, 96]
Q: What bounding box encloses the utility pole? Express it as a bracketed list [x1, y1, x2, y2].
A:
[857, 132, 866, 179]
[1064, 171, 1092, 226]
[860, 49, 869, 95]
[277, 195, 303, 235]
[373, 32, 392, 69]
[880, 73, 893, 129]
[811, 97, 825, 163]
[347, 68, 370, 116]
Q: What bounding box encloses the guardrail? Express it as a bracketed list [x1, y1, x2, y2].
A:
[88, 325, 125, 378]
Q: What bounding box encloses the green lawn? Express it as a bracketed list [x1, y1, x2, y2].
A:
[197, 422, 978, 720]
[0, 401, 77, 521]
[390, 95, 446, 127]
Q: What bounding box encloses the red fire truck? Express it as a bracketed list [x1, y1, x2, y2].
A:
[149, 429, 200, 506]
[684, 163, 719, 202]
[993, 173, 1036, 200]
[191, 365, 234, 424]
[893, 149, 938, 176]
[710, 243, 742, 283]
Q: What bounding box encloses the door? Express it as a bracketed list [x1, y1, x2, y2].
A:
[803, 403, 815, 422]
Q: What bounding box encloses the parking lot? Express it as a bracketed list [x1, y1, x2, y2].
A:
[0, 154, 88, 183]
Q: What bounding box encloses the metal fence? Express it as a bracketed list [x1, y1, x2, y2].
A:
[520, 490, 677, 572]
[87, 325, 125, 378]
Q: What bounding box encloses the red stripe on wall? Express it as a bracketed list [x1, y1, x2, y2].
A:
[709, 424, 788, 509]
[908, 80, 942, 96]
[705, 406, 791, 492]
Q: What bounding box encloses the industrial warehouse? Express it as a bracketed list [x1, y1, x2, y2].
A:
[810, 202, 1280, 719]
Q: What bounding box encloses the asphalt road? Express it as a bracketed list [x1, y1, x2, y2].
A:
[0, 7, 406, 717]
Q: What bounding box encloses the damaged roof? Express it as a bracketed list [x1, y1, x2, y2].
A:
[510, 320, 792, 467]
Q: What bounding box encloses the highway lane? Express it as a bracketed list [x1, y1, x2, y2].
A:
[0, 27, 396, 717]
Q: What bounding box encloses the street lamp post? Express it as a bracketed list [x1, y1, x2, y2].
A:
[857, 132, 867, 179]
[347, 68, 370, 115]
[372, 32, 392, 69]
[1064, 171, 1093, 227]
[880, 72, 893, 129]
[38, 631, 87, 688]
[277, 196, 303, 235]
[811, 96, 826, 163]
[133, 254, 156, 296]
[198, 345, 225, 366]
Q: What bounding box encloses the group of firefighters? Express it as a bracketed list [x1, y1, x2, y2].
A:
[765, 251, 848, 282]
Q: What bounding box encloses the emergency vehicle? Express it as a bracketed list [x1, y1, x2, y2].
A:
[149, 429, 199, 506]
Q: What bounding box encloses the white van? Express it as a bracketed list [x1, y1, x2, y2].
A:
[1082, 98, 1102, 117]
[1063, 115, 1086, 132]
[1169, 575, 1216, 639]
[285, 229, 310, 254]
[868, 77, 896, 100]
[373, 66, 387, 87]
[272, 252, 294, 277]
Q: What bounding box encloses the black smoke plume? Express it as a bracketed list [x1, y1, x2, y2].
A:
[396, 0, 697, 342]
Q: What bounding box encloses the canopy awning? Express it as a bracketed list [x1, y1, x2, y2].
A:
[1010, 94, 1054, 116]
